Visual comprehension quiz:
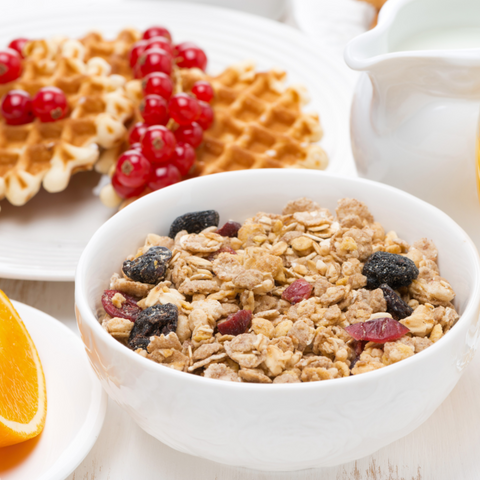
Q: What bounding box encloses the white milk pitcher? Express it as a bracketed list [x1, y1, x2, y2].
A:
[345, 0, 480, 244]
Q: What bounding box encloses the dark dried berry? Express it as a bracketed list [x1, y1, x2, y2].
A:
[379, 283, 413, 320]
[168, 210, 219, 238]
[217, 310, 252, 336]
[281, 278, 313, 305]
[345, 317, 409, 343]
[350, 340, 366, 371]
[122, 246, 172, 284]
[128, 303, 178, 350]
[362, 251, 418, 289]
[216, 221, 241, 237]
[207, 246, 237, 262]
[101, 289, 141, 321]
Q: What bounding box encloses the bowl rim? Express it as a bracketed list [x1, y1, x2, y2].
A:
[75, 169, 480, 391]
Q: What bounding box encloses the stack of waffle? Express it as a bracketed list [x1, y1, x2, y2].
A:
[0, 30, 139, 206]
[0, 28, 328, 208]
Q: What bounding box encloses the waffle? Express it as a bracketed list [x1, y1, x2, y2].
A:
[178, 62, 328, 176]
[0, 32, 137, 206]
[80, 29, 140, 81]
[100, 61, 328, 209]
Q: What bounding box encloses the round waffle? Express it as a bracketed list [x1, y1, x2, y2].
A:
[0, 30, 138, 206]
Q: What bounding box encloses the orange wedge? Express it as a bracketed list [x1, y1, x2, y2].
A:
[0, 291, 47, 448]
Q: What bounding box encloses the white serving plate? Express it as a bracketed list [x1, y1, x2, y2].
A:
[292, 0, 376, 57]
[0, 300, 107, 480]
[0, 0, 354, 281]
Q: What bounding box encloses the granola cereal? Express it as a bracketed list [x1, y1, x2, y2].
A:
[99, 198, 459, 383]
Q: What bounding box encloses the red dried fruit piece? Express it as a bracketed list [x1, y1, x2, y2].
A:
[216, 221, 241, 237]
[217, 310, 252, 336]
[355, 340, 366, 358]
[207, 246, 237, 262]
[101, 289, 142, 321]
[281, 278, 313, 305]
[345, 318, 409, 343]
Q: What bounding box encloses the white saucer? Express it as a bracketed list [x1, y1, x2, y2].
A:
[0, 301, 107, 480]
[0, 0, 355, 281]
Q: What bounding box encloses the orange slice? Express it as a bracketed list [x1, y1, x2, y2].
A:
[0, 291, 47, 448]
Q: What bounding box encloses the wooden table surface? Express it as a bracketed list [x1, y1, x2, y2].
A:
[1, 276, 480, 480]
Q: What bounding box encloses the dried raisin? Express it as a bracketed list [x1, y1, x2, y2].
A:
[102, 290, 141, 321]
[122, 246, 172, 284]
[350, 340, 366, 370]
[379, 283, 413, 320]
[281, 278, 313, 305]
[128, 303, 178, 350]
[168, 210, 219, 238]
[216, 221, 241, 237]
[217, 310, 252, 336]
[362, 251, 418, 289]
[345, 317, 409, 343]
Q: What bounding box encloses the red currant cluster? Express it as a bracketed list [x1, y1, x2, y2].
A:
[1, 87, 68, 125]
[112, 26, 215, 200]
[0, 37, 69, 125]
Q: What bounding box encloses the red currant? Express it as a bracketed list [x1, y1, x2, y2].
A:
[128, 122, 148, 144]
[141, 125, 176, 164]
[142, 72, 173, 99]
[143, 26, 172, 43]
[0, 49, 22, 84]
[191, 81, 214, 103]
[175, 42, 207, 71]
[8, 38, 29, 58]
[148, 163, 181, 191]
[168, 93, 200, 125]
[196, 101, 214, 130]
[135, 48, 173, 78]
[0, 90, 34, 125]
[129, 40, 148, 69]
[171, 142, 196, 176]
[130, 142, 142, 151]
[32, 86, 68, 122]
[174, 122, 203, 148]
[140, 94, 169, 126]
[145, 36, 173, 56]
[115, 150, 151, 188]
[112, 173, 146, 199]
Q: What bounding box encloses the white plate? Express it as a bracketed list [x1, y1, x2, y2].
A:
[0, 1, 355, 281]
[291, 0, 376, 88]
[0, 300, 107, 480]
[292, 0, 376, 56]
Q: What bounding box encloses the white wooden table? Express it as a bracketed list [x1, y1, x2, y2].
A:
[3, 2, 480, 479]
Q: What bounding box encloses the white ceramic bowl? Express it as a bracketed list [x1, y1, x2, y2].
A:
[75, 169, 480, 471]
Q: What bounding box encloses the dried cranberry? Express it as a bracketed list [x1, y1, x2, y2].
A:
[216, 221, 241, 237]
[345, 318, 409, 343]
[379, 283, 413, 320]
[217, 310, 252, 336]
[101, 289, 141, 321]
[207, 246, 237, 262]
[281, 278, 313, 305]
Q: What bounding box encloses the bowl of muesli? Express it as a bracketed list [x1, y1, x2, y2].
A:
[75, 169, 480, 471]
